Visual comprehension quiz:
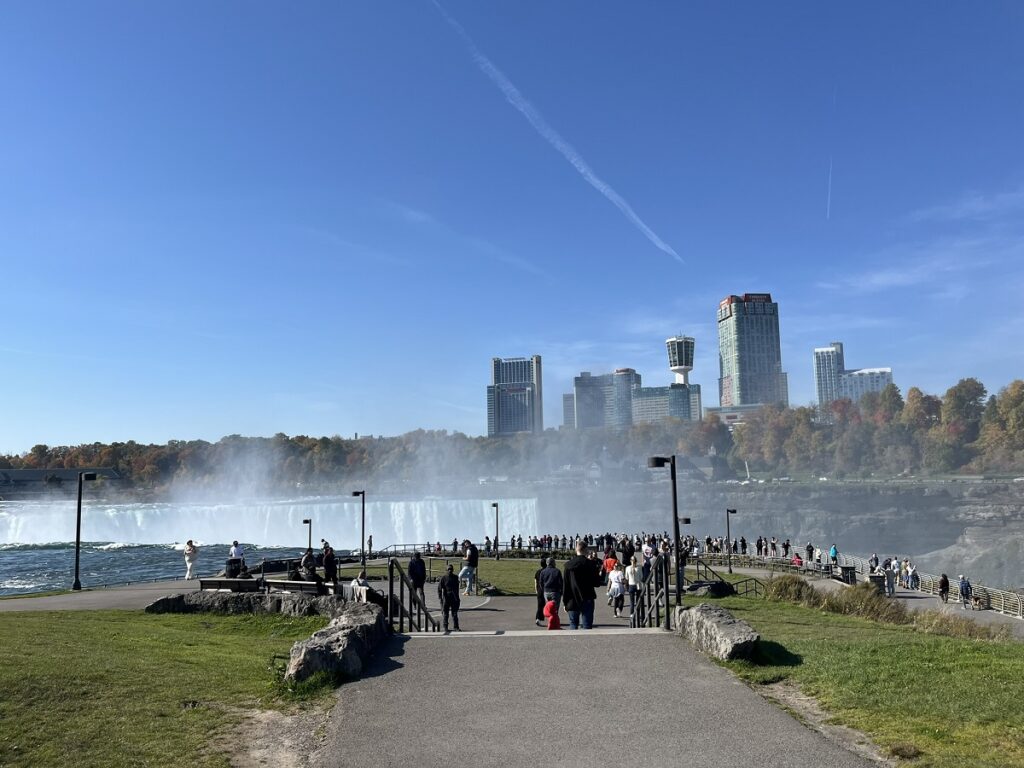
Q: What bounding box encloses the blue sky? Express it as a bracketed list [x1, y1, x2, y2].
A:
[2, 2, 1023, 453]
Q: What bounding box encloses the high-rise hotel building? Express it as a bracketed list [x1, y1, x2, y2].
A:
[814, 341, 893, 417]
[717, 293, 789, 407]
[487, 356, 543, 437]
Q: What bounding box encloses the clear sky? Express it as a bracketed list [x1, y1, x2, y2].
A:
[2, 2, 1023, 453]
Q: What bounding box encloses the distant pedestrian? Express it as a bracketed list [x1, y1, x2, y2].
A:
[183, 540, 198, 580]
[828, 543, 838, 566]
[408, 551, 427, 606]
[958, 575, 973, 610]
[607, 562, 626, 618]
[884, 562, 896, 597]
[366, 535, 373, 558]
[438, 564, 461, 632]
[534, 556, 548, 627]
[229, 540, 245, 562]
[938, 573, 950, 604]
[540, 557, 563, 615]
[300, 548, 317, 580]
[625, 556, 640, 618]
[323, 545, 338, 585]
[463, 540, 480, 595]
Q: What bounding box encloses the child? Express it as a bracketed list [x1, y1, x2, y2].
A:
[543, 599, 561, 630]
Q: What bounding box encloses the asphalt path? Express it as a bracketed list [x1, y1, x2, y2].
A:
[0, 579, 193, 612]
[312, 630, 877, 768]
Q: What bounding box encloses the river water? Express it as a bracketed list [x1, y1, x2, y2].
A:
[0, 495, 539, 595]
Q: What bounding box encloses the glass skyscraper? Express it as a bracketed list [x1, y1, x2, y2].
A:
[717, 293, 789, 408]
[487, 356, 543, 436]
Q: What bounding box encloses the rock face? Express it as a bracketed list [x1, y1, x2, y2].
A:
[675, 603, 759, 661]
[285, 603, 389, 683]
[685, 581, 735, 598]
[145, 591, 351, 618]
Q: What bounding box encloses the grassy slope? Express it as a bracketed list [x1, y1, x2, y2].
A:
[0, 611, 328, 768]
[705, 595, 1024, 767]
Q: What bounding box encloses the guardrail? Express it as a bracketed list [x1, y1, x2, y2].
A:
[631, 553, 671, 630]
[387, 558, 440, 633]
[697, 553, 835, 580]
[839, 553, 1024, 620]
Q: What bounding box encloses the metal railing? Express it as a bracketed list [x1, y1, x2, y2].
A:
[387, 558, 440, 633]
[732, 577, 766, 598]
[698, 553, 834, 580]
[839, 553, 1024, 620]
[631, 554, 671, 630]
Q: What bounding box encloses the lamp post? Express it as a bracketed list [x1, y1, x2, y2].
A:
[491, 502, 499, 560]
[302, 518, 312, 552]
[352, 490, 366, 567]
[72, 471, 98, 591]
[648, 455, 683, 607]
[726, 508, 737, 573]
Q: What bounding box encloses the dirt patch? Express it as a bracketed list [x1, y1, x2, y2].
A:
[759, 681, 893, 766]
[213, 706, 332, 768]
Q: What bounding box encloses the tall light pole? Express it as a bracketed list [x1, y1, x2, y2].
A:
[302, 518, 312, 551]
[72, 471, 98, 591]
[491, 502, 499, 560]
[352, 490, 366, 567]
[726, 508, 737, 573]
[648, 455, 683, 607]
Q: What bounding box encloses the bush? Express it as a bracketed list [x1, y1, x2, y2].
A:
[820, 582, 910, 625]
[765, 574, 823, 607]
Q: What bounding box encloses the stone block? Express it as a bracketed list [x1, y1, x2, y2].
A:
[675, 603, 759, 661]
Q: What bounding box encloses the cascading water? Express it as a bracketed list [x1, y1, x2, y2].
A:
[0, 496, 539, 549]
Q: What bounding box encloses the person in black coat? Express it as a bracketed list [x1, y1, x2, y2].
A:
[562, 542, 598, 630]
[408, 551, 427, 606]
[533, 556, 548, 626]
[437, 565, 461, 632]
[322, 545, 338, 585]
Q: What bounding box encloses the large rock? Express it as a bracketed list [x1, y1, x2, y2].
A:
[684, 580, 735, 598]
[145, 591, 349, 617]
[675, 603, 759, 661]
[285, 603, 389, 683]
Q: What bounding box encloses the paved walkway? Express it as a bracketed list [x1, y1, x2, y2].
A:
[312, 629, 876, 768]
[0, 580, 194, 612]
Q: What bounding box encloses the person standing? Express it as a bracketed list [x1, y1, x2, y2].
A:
[183, 540, 199, 580]
[540, 557, 563, 612]
[533, 556, 548, 627]
[366, 535, 373, 559]
[229, 540, 244, 561]
[408, 551, 427, 607]
[438, 564, 461, 632]
[829, 543, 838, 566]
[938, 573, 950, 604]
[805, 541, 814, 566]
[958, 575, 973, 610]
[323, 544, 338, 585]
[463, 540, 480, 596]
[563, 541, 598, 630]
[624, 555, 640, 619]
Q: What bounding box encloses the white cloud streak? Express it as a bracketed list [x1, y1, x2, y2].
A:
[431, 1, 684, 266]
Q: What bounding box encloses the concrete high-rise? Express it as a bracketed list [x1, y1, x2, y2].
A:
[568, 368, 641, 430]
[487, 356, 543, 437]
[813, 341, 894, 417]
[717, 293, 789, 408]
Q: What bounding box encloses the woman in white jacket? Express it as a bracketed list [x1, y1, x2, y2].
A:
[607, 562, 626, 618]
[184, 540, 199, 580]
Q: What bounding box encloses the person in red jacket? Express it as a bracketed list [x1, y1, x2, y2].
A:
[543, 599, 561, 630]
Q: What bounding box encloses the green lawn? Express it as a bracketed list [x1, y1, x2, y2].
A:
[0, 611, 329, 768]
[696, 594, 1024, 767]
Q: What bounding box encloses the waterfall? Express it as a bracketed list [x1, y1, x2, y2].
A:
[0, 497, 539, 549]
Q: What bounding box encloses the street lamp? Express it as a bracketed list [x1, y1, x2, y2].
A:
[72, 471, 98, 591]
[352, 490, 366, 567]
[648, 455, 683, 607]
[302, 518, 312, 551]
[491, 502, 499, 560]
[726, 508, 737, 574]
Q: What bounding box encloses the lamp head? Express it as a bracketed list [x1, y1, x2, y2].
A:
[727, 508, 737, 515]
[491, 502, 498, 509]
[81, 472, 98, 481]
[647, 456, 669, 469]
[352, 490, 364, 497]
[302, 518, 311, 524]
[680, 517, 691, 525]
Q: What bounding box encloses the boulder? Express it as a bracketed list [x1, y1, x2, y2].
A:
[285, 603, 388, 683]
[144, 591, 349, 617]
[674, 603, 759, 661]
[685, 580, 735, 598]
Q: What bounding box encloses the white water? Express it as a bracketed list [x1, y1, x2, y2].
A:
[0, 496, 539, 549]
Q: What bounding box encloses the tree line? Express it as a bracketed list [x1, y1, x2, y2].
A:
[3, 377, 1022, 492]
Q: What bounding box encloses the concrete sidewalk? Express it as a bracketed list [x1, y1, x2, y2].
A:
[313, 631, 878, 768]
[0, 580, 193, 612]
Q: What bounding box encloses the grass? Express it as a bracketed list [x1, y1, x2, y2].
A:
[0, 610, 329, 768]
[339, 556, 548, 595]
[688, 592, 1024, 767]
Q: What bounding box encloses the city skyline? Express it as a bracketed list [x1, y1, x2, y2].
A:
[2, 3, 1023, 453]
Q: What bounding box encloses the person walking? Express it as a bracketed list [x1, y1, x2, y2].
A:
[624, 555, 640, 618]
[183, 540, 199, 580]
[533, 556, 548, 627]
[563, 541, 598, 630]
[938, 573, 950, 604]
[884, 561, 896, 597]
[958, 575, 973, 610]
[408, 551, 427, 607]
[438, 564, 461, 632]
[463, 540, 480, 596]
[607, 561, 626, 618]
[323, 544, 338, 586]
[828, 543, 838, 567]
[540, 557, 563, 613]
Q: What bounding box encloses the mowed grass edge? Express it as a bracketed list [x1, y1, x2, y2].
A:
[0, 610, 329, 768]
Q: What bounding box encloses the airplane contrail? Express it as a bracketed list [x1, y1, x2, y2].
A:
[826, 156, 833, 220]
[431, 1, 684, 265]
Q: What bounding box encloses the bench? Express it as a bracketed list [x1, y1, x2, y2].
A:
[198, 578, 263, 593]
[264, 579, 326, 596]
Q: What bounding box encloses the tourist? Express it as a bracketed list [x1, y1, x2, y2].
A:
[300, 548, 317, 580]
[938, 573, 950, 603]
[607, 562, 626, 618]
[828, 543, 838, 566]
[437, 564, 461, 632]
[884, 561, 896, 597]
[624, 555, 640, 618]
[366, 535, 373, 558]
[868, 553, 879, 571]
[603, 550, 619, 604]
[563, 541, 598, 630]
[229, 540, 245, 563]
[351, 569, 370, 589]
[463, 539, 480, 596]
[484, 536, 492, 556]
[408, 551, 427, 606]
[323, 544, 338, 585]
[183, 540, 198, 580]
[958, 575, 973, 610]
[740, 536, 748, 555]
[533, 556, 548, 626]
[805, 541, 813, 565]
[540, 557, 562, 612]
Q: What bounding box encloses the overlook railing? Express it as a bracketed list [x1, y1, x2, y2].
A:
[631, 554, 671, 631]
[387, 558, 440, 633]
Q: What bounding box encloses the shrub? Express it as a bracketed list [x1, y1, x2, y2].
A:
[820, 582, 910, 625]
[765, 574, 823, 607]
